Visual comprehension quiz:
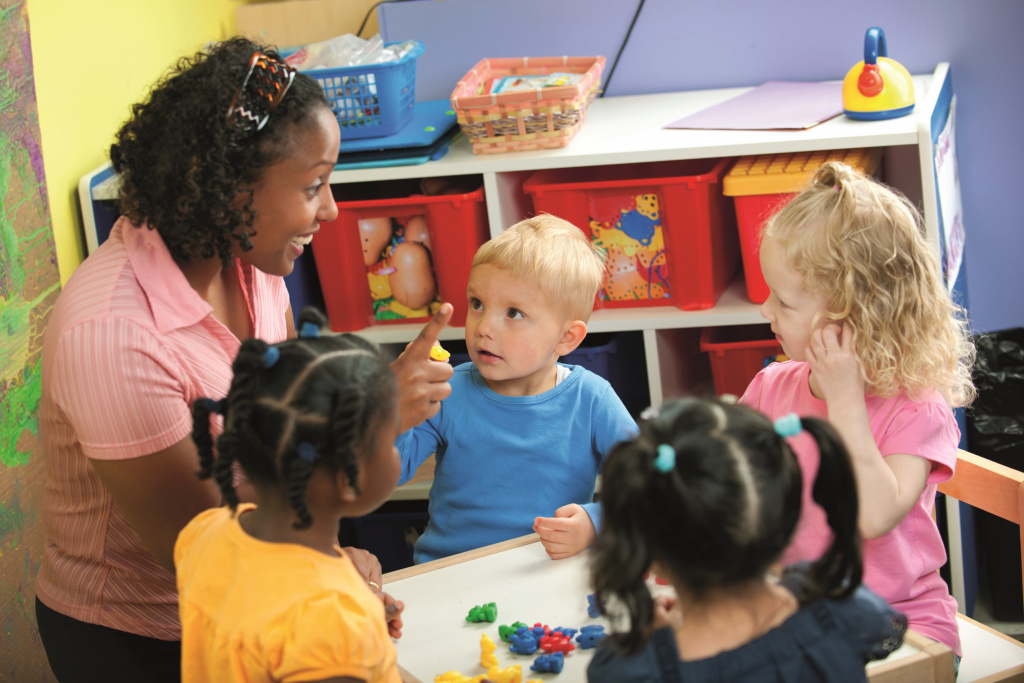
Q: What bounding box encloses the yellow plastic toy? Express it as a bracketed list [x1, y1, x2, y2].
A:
[430, 341, 451, 362]
[480, 633, 498, 668]
[842, 27, 915, 120]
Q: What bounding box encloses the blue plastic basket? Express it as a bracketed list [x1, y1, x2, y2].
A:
[303, 41, 424, 140]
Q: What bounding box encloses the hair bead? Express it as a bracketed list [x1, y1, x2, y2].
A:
[262, 346, 280, 368]
[296, 442, 319, 464]
[202, 398, 225, 415]
[298, 321, 321, 339]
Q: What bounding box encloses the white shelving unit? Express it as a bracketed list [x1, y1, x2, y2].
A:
[87, 64, 950, 410]
[323, 64, 949, 409]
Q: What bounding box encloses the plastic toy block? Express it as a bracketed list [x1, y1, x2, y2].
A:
[435, 672, 485, 683]
[466, 602, 498, 623]
[484, 664, 523, 683]
[540, 633, 575, 654]
[509, 631, 538, 655]
[499, 621, 528, 642]
[430, 342, 451, 362]
[529, 623, 550, 638]
[586, 593, 602, 618]
[575, 624, 607, 650]
[551, 626, 578, 640]
[530, 652, 565, 674]
[481, 632, 498, 668]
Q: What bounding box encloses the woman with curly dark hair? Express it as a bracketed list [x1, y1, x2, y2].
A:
[34, 37, 452, 682]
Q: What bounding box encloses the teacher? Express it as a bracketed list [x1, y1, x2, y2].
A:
[34, 37, 453, 683]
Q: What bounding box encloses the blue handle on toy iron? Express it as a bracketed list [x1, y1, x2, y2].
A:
[863, 27, 887, 65]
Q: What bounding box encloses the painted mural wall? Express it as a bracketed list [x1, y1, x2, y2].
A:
[0, 1, 61, 679]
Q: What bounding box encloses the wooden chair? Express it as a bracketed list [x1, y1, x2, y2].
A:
[939, 449, 1024, 612]
[934, 449, 1024, 682]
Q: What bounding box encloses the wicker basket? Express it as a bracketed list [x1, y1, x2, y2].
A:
[450, 56, 605, 154]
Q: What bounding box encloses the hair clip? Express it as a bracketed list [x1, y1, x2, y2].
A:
[654, 444, 676, 473]
[202, 398, 225, 415]
[262, 346, 280, 368]
[774, 413, 803, 438]
[297, 442, 319, 464]
[226, 51, 296, 136]
[298, 321, 321, 339]
[640, 406, 660, 421]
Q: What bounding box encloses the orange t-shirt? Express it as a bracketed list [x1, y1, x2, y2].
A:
[175, 504, 400, 683]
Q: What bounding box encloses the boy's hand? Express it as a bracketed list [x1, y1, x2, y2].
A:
[391, 303, 454, 433]
[533, 504, 595, 560]
[382, 593, 405, 639]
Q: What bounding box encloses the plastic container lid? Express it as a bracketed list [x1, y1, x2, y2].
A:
[722, 148, 882, 196]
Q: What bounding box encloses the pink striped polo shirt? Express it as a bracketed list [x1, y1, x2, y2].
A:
[36, 216, 290, 640]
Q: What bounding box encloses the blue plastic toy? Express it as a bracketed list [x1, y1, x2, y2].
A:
[531, 652, 565, 673]
[509, 631, 539, 655]
[587, 593, 602, 618]
[576, 624, 607, 650]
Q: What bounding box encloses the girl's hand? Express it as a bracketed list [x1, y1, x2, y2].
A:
[652, 594, 681, 631]
[533, 504, 595, 560]
[383, 593, 405, 639]
[391, 303, 454, 433]
[806, 323, 864, 403]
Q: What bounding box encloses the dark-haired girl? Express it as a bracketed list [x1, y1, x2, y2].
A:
[586, 399, 906, 683]
[36, 38, 451, 682]
[177, 315, 403, 682]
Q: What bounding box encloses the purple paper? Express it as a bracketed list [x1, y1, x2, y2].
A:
[665, 81, 844, 131]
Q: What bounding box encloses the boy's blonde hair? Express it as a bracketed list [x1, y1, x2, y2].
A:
[763, 161, 975, 407]
[471, 214, 606, 322]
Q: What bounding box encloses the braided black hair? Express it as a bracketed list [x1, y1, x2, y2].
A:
[191, 313, 396, 529]
[111, 36, 330, 268]
[590, 398, 862, 655]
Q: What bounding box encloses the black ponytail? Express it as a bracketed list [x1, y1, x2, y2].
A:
[798, 417, 863, 602]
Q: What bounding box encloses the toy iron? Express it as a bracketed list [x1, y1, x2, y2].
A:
[842, 27, 915, 120]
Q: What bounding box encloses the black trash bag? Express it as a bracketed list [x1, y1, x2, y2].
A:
[967, 327, 1024, 621]
[969, 327, 1024, 460]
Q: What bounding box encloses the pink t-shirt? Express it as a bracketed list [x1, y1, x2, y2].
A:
[36, 217, 290, 639]
[740, 360, 962, 656]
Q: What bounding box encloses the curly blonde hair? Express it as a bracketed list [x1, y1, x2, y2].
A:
[472, 214, 607, 322]
[763, 161, 975, 407]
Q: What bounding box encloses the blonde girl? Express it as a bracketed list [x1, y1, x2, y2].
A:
[740, 160, 974, 669]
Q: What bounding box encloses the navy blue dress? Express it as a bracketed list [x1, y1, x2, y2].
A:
[587, 571, 907, 683]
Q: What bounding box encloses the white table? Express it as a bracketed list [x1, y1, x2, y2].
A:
[384, 536, 1024, 683]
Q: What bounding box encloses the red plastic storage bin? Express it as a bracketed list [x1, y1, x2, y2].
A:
[723, 149, 882, 304]
[700, 324, 785, 398]
[311, 186, 489, 332]
[523, 158, 738, 311]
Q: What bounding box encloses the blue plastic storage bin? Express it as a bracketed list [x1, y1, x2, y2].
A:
[303, 41, 423, 140]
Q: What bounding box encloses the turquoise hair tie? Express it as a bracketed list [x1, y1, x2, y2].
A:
[654, 444, 676, 473]
[774, 413, 803, 438]
[262, 346, 280, 368]
[298, 321, 320, 339]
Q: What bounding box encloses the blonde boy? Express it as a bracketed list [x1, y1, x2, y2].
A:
[396, 215, 638, 562]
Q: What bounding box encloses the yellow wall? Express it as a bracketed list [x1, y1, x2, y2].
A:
[27, 0, 239, 284]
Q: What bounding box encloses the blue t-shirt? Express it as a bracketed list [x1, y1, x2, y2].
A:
[396, 362, 638, 563]
[587, 567, 907, 683]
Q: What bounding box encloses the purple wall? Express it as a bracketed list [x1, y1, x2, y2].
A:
[381, 0, 1024, 333]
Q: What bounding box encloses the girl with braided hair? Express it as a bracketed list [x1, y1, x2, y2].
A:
[587, 398, 906, 683]
[177, 311, 404, 683]
[36, 37, 452, 682]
